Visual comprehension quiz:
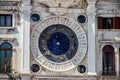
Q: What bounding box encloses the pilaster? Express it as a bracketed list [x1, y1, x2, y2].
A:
[20, 4, 31, 73]
[87, 1, 97, 75]
[118, 47, 120, 78]
[116, 49, 119, 76]
[11, 48, 16, 74]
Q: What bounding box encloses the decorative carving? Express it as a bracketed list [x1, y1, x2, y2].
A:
[78, 0, 87, 9]
[0, 6, 19, 11]
[0, 1, 21, 11]
[64, 0, 87, 9]
[72, 0, 87, 9]
[0, 1, 21, 6]
[38, 0, 87, 9]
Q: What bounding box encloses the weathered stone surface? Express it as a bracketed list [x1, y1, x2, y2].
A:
[0, 0, 120, 80]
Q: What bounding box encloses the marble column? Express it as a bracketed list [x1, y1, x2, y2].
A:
[21, 6, 31, 73]
[116, 49, 119, 76]
[11, 48, 16, 74]
[87, 1, 97, 75]
[118, 47, 120, 77]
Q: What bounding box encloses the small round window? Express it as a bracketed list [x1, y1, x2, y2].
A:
[31, 64, 40, 73]
[77, 65, 86, 74]
[31, 14, 40, 22]
[77, 15, 86, 24]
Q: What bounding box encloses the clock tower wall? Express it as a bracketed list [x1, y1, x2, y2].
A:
[30, 0, 89, 76]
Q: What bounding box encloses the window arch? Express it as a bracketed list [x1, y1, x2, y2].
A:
[0, 42, 12, 73]
[102, 45, 115, 75]
[103, 45, 114, 52]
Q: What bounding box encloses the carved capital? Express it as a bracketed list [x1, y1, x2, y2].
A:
[22, 0, 31, 6]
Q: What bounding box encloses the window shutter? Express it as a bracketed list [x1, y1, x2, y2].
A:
[98, 17, 103, 29]
[115, 17, 120, 29]
[113, 17, 116, 29]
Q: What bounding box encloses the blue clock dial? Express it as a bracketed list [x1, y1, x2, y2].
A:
[47, 32, 70, 55]
[39, 24, 78, 63]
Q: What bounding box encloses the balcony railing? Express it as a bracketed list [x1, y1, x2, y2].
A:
[99, 71, 117, 76]
[0, 68, 12, 74]
[0, 69, 18, 80]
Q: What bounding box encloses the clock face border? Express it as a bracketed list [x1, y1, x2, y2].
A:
[31, 16, 87, 71]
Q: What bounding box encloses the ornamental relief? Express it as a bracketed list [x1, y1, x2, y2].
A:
[38, 0, 87, 9]
[0, 1, 21, 6]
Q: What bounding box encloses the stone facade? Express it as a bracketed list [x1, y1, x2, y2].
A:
[0, 0, 120, 80]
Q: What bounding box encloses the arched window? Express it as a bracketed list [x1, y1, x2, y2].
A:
[102, 45, 115, 75]
[0, 42, 12, 73]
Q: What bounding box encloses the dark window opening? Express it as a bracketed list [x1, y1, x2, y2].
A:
[102, 18, 113, 29]
[98, 17, 120, 29]
[0, 42, 12, 73]
[102, 45, 115, 75]
[0, 14, 12, 27]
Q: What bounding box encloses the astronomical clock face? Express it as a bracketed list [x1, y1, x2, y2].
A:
[31, 16, 87, 71]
